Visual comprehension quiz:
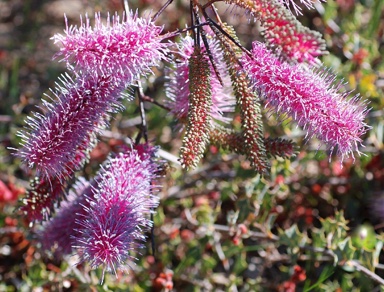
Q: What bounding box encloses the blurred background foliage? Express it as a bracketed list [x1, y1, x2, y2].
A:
[0, 0, 384, 291]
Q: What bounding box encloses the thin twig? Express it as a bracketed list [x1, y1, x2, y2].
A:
[140, 94, 171, 111]
[135, 81, 148, 143]
[135, 80, 155, 257]
[179, 274, 213, 289]
[201, 0, 221, 10]
[213, 232, 230, 271]
[194, 2, 224, 86]
[191, 1, 197, 46]
[152, 0, 174, 22]
[163, 22, 210, 39]
[213, 223, 279, 241]
[298, 246, 384, 285]
[201, 10, 252, 58]
[184, 208, 199, 226]
[192, 2, 201, 48]
[345, 260, 384, 286]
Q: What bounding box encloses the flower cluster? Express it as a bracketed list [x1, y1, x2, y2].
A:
[18, 12, 168, 183]
[17, 11, 168, 224]
[15, 0, 371, 282]
[17, 11, 167, 276]
[241, 42, 369, 160]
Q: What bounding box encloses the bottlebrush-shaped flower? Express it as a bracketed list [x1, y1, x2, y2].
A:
[215, 23, 269, 173]
[179, 47, 213, 169]
[241, 42, 369, 161]
[73, 146, 159, 276]
[38, 143, 158, 258]
[38, 177, 91, 256]
[226, 0, 326, 63]
[165, 36, 234, 124]
[52, 12, 169, 84]
[16, 73, 124, 181]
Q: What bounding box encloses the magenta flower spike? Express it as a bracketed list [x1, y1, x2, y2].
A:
[241, 42, 369, 161]
[227, 0, 326, 64]
[16, 73, 124, 182]
[74, 146, 159, 276]
[52, 12, 169, 84]
[165, 36, 235, 124]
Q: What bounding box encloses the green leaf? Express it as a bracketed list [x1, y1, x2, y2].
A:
[233, 253, 248, 275]
[337, 237, 356, 262]
[202, 254, 217, 274]
[366, 0, 384, 38]
[373, 239, 383, 268]
[278, 225, 308, 260]
[174, 246, 201, 277]
[303, 265, 335, 292]
[265, 213, 277, 231]
[236, 198, 252, 222]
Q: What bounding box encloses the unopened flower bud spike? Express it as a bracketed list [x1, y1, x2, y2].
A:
[214, 23, 270, 173]
[180, 47, 213, 169]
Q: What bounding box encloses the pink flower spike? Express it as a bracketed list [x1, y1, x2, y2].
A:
[241, 42, 370, 161]
[74, 146, 159, 276]
[52, 12, 169, 85]
[165, 36, 235, 124]
[16, 72, 125, 182]
[227, 0, 327, 64]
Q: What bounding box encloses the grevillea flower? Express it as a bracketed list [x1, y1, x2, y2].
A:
[165, 36, 235, 124]
[38, 142, 157, 258]
[52, 12, 169, 84]
[16, 73, 124, 181]
[38, 177, 91, 256]
[73, 145, 159, 277]
[278, 0, 326, 15]
[226, 0, 326, 63]
[241, 42, 369, 161]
